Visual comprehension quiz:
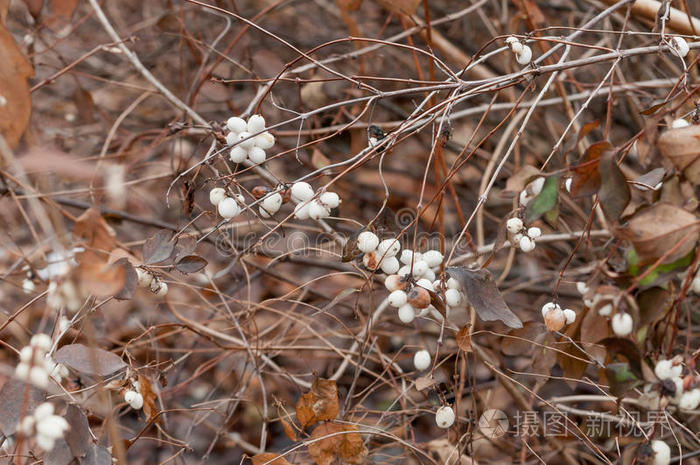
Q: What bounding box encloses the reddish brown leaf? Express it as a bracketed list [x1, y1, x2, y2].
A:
[250, 453, 292, 465]
[138, 375, 159, 423]
[570, 141, 612, 197]
[296, 378, 339, 428]
[54, 343, 126, 377]
[281, 418, 298, 442]
[0, 20, 33, 148]
[456, 325, 472, 352]
[78, 260, 126, 297]
[21, 0, 43, 18]
[43, 0, 79, 30]
[447, 267, 523, 329]
[307, 423, 367, 465]
[577, 120, 599, 144]
[598, 151, 630, 222]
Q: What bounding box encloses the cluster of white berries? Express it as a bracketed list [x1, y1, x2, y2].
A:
[225, 114, 275, 164]
[435, 405, 455, 429]
[669, 36, 689, 58]
[47, 280, 82, 313]
[18, 402, 70, 451]
[123, 380, 144, 410]
[505, 36, 532, 65]
[210, 187, 246, 220]
[15, 334, 69, 388]
[654, 357, 700, 410]
[541, 302, 576, 332]
[506, 217, 541, 253]
[519, 177, 544, 207]
[136, 268, 168, 296]
[290, 182, 341, 220]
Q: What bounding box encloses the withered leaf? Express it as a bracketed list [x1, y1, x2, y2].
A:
[64, 404, 91, 459]
[73, 208, 117, 254]
[631, 168, 665, 191]
[0, 19, 33, 148]
[624, 203, 699, 264]
[0, 380, 45, 436]
[143, 230, 175, 264]
[307, 423, 367, 465]
[250, 453, 292, 465]
[138, 374, 159, 423]
[570, 141, 611, 197]
[175, 255, 208, 274]
[296, 378, 339, 428]
[81, 444, 112, 465]
[504, 165, 540, 194]
[447, 267, 522, 328]
[598, 151, 630, 222]
[415, 376, 436, 391]
[577, 120, 599, 144]
[599, 337, 642, 378]
[456, 325, 472, 352]
[375, 0, 420, 15]
[113, 257, 137, 300]
[54, 343, 126, 377]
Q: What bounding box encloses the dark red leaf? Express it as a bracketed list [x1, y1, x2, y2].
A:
[570, 141, 611, 197]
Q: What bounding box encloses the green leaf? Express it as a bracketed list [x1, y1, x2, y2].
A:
[605, 362, 642, 397]
[627, 248, 694, 286]
[526, 176, 558, 222]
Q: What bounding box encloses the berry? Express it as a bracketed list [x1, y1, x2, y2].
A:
[229, 146, 248, 163]
[516, 45, 533, 65]
[377, 239, 401, 257]
[398, 304, 416, 323]
[544, 307, 566, 332]
[422, 250, 443, 268]
[505, 36, 524, 55]
[247, 114, 265, 133]
[293, 202, 311, 220]
[261, 193, 282, 215]
[671, 118, 690, 129]
[527, 227, 541, 239]
[308, 201, 330, 220]
[399, 249, 420, 265]
[124, 390, 144, 409]
[36, 434, 56, 451]
[385, 274, 407, 292]
[446, 277, 461, 290]
[357, 231, 379, 253]
[397, 265, 410, 277]
[651, 440, 671, 465]
[679, 388, 700, 410]
[576, 282, 589, 295]
[654, 359, 682, 380]
[248, 146, 266, 164]
[31, 334, 51, 351]
[254, 132, 275, 149]
[519, 235, 535, 252]
[226, 116, 246, 133]
[237, 131, 255, 150]
[611, 312, 633, 336]
[136, 269, 154, 288]
[217, 197, 240, 219]
[541, 302, 558, 318]
[445, 288, 462, 307]
[34, 403, 55, 420]
[563, 308, 576, 325]
[225, 132, 238, 146]
[435, 405, 455, 428]
[319, 192, 340, 209]
[565, 178, 572, 192]
[388, 290, 408, 307]
[422, 268, 436, 281]
[530, 177, 545, 196]
[408, 287, 431, 309]
[290, 182, 314, 202]
[380, 256, 400, 275]
[36, 415, 69, 439]
[519, 190, 532, 206]
[22, 279, 35, 294]
[598, 303, 613, 316]
[362, 251, 380, 270]
[155, 282, 168, 297]
[209, 187, 226, 206]
[411, 260, 429, 277]
[506, 217, 523, 233]
[413, 350, 431, 371]
[670, 36, 689, 58]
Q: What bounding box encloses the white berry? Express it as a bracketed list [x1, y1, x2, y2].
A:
[225, 131, 238, 146]
[413, 350, 431, 371]
[388, 290, 408, 307]
[651, 440, 671, 465]
[541, 302, 558, 318]
[31, 334, 52, 351]
[670, 36, 689, 58]
[671, 118, 690, 129]
[576, 282, 589, 295]
[398, 304, 416, 323]
[598, 303, 613, 316]
[308, 201, 330, 220]
[319, 192, 340, 209]
[654, 359, 682, 380]
[422, 250, 443, 268]
[435, 405, 455, 428]
[444, 288, 462, 307]
[290, 182, 314, 202]
[248, 146, 266, 164]
[399, 249, 420, 265]
[380, 256, 400, 275]
[527, 227, 541, 239]
[446, 277, 460, 290]
[293, 202, 311, 220]
[237, 131, 255, 150]
[530, 177, 545, 195]
[155, 282, 168, 297]
[416, 278, 435, 292]
[247, 114, 266, 133]
[124, 390, 144, 409]
[516, 45, 533, 65]
[229, 146, 248, 163]
[36, 415, 69, 439]
[506, 217, 523, 233]
[136, 269, 154, 288]
[226, 116, 246, 133]
[377, 239, 401, 257]
[565, 178, 572, 192]
[254, 131, 275, 149]
[563, 308, 576, 325]
[411, 260, 429, 277]
[357, 231, 379, 253]
[679, 388, 700, 410]
[612, 312, 633, 336]
[209, 187, 226, 206]
[519, 235, 536, 252]
[217, 197, 240, 219]
[261, 193, 282, 216]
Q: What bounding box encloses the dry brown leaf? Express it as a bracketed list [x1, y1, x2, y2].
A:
[74, 208, 118, 254]
[657, 125, 700, 183]
[426, 438, 478, 465]
[296, 378, 339, 428]
[250, 453, 293, 465]
[375, 0, 421, 15]
[138, 375, 160, 423]
[0, 18, 33, 148]
[415, 376, 436, 391]
[307, 423, 367, 465]
[624, 203, 699, 264]
[43, 0, 79, 31]
[456, 325, 472, 352]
